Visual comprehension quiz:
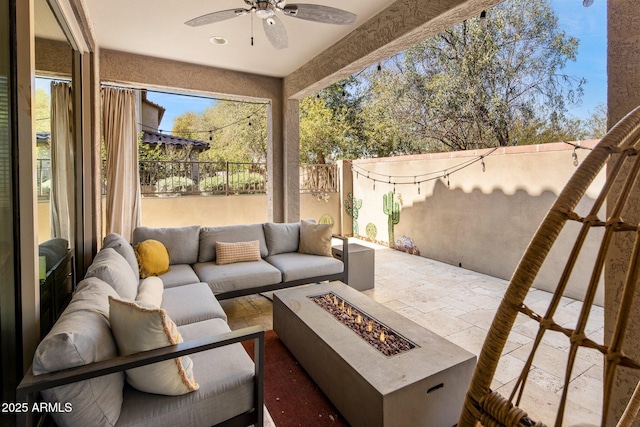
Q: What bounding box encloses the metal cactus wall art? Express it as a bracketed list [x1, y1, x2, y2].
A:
[345, 192, 363, 235]
[383, 191, 400, 246]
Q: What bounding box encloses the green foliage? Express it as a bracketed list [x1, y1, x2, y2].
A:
[198, 172, 265, 194]
[345, 192, 363, 235]
[35, 88, 51, 133]
[155, 176, 194, 194]
[358, 0, 588, 152]
[383, 191, 400, 246]
[366, 223, 377, 241]
[318, 214, 334, 225]
[173, 100, 267, 163]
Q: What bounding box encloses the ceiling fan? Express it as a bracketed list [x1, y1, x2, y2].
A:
[185, 0, 357, 50]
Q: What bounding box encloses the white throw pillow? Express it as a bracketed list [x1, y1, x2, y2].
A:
[135, 276, 164, 308]
[108, 297, 199, 396]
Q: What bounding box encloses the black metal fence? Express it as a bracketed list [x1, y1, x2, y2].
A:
[37, 160, 338, 198]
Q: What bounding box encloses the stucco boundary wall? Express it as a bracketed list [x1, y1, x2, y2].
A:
[346, 141, 605, 306]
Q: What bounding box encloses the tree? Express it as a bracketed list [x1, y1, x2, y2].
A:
[299, 79, 362, 163]
[365, 0, 585, 151]
[172, 100, 268, 163]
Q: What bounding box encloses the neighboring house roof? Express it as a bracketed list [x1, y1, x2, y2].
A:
[141, 130, 210, 152]
[36, 131, 51, 145]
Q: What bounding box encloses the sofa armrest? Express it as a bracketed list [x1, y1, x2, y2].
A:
[332, 234, 349, 282]
[17, 326, 265, 427]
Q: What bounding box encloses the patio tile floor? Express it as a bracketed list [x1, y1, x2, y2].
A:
[220, 239, 604, 426]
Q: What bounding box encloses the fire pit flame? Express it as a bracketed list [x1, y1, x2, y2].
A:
[310, 292, 416, 356]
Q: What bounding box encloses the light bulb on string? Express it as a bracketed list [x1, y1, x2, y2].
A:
[572, 149, 579, 167]
[481, 158, 486, 172]
[209, 131, 213, 141]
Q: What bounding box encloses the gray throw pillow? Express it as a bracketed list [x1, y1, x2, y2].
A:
[263, 222, 300, 256]
[133, 225, 200, 265]
[85, 248, 139, 300]
[103, 233, 138, 276]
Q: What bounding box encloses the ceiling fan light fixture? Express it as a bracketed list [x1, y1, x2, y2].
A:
[209, 36, 228, 45]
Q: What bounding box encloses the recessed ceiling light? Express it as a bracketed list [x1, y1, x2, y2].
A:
[209, 36, 228, 45]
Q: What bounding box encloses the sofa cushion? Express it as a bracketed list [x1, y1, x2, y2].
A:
[115, 318, 254, 427]
[298, 220, 333, 257]
[85, 247, 139, 300]
[155, 264, 201, 289]
[109, 297, 199, 396]
[33, 277, 124, 427]
[161, 282, 227, 325]
[263, 222, 300, 256]
[198, 224, 267, 263]
[38, 237, 68, 270]
[103, 233, 138, 277]
[134, 239, 171, 278]
[215, 240, 261, 265]
[193, 260, 281, 295]
[266, 252, 344, 282]
[136, 276, 164, 308]
[133, 225, 200, 265]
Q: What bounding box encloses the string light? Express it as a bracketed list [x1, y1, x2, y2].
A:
[572, 148, 579, 167]
[351, 147, 498, 194]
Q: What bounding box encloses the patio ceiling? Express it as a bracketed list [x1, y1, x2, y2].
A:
[36, 0, 503, 96]
[80, 0, 391, 78]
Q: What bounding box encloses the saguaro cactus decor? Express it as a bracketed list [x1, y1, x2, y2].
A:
[383, 191, 400, 246]
[345, 192, 363, 235]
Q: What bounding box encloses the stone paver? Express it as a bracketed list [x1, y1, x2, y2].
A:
[221, 240, 605, 425]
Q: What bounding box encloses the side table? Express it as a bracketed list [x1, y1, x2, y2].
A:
[331, 243, 374, 291]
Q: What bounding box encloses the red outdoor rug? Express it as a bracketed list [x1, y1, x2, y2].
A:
[242, 329, 349, 426]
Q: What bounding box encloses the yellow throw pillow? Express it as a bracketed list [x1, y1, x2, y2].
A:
[134, 239, 170, 279]
[298, 220, 333, 257]
[215, 240, 261, 265]
[109, 297, 199, 396]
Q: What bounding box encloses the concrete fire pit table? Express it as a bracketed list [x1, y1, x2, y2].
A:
[273, 281, 476, 427]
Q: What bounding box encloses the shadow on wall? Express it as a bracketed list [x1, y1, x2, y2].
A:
[394, 179, 604, 305]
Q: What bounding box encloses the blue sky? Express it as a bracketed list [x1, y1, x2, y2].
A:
[550, 0, 607, 119]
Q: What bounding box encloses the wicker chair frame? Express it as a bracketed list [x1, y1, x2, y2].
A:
[458, 106, 640, 427]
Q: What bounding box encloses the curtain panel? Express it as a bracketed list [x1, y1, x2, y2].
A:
[50, 81, 75, 243]
[102, 87, 141, 241]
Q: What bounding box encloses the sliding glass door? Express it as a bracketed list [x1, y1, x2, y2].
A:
[0, 0, 20, 415]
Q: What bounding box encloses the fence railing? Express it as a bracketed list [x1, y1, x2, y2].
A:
[85, 160, 337, 198]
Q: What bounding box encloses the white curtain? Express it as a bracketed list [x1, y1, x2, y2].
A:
[102, 87, 141, 241]
[50, 81, 75, 242]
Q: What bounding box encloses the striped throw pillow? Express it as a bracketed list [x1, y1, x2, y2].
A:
[215, 240, 262, 265]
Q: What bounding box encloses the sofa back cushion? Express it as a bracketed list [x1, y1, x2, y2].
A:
[133, 225, 200, 265]
[33, 277, 124, 427]
[198, 224, 267, 263]
[263, 222, 300, 256]
[103, 233, 138, 276]
[85, 248, 139, 300]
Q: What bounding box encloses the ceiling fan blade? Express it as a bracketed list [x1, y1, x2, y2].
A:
[185, 9, 248, 27]
[263, 15, 288, 49]
[282, 4, 356, 25]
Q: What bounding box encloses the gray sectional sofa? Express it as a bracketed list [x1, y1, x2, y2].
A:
[17, 221, 348, 427]
[132, 222, 348, 300]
